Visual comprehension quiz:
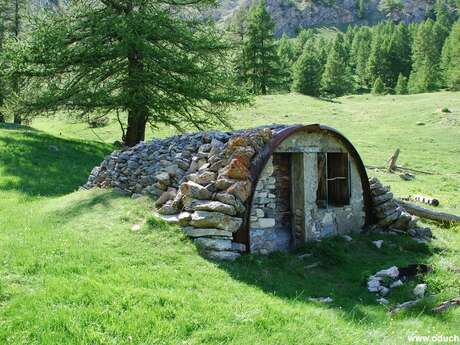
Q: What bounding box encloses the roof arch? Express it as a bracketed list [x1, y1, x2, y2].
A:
[234, 124, 373, 247]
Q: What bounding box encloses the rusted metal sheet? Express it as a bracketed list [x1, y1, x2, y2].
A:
[233, 124, 373, 251]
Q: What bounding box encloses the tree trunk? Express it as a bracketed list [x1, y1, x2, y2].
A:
[397, 199, 460, 223]
[124, 44, 147, 147]
[14, 114, 21, 124]
[125, 110, 147, 147]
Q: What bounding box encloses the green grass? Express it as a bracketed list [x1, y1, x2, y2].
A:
[1, 91, 460, 344]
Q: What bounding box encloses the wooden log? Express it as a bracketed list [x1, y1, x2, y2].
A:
[412, 195, 440, 207]
[432, 297, 460, 313]
[387, 148, 400, 172]
[396, 199, 460, 223]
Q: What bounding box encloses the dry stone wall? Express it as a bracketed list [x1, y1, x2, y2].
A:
[369, 177, 432, 241]
[85, 125, 287, 260]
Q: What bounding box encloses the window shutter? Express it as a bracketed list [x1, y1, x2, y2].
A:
[317, 153, 327, 208]
[327, 152, 349, 206]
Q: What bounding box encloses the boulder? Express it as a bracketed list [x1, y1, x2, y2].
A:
[155, 172, 170, 185]
[215, 178, 236, 190]
[227, 181, 252, 202]
[206, 250, 241, 261]
[220, 157, 250, 180]
[191, 200, 236, 216]
[158, 201, 179, 215]
[183, 227, 233, 238]
[180, 181, 212, 200]
[187, 171, 216, 186]
[155, 188, 177, 207]
[194, 238, 232, 251]
[190, 211, 242, 232]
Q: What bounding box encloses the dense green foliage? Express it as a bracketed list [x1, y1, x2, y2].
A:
[1, 0, 249, 145]
[235, 0, 281, 95]
[231, 0, 458, 98]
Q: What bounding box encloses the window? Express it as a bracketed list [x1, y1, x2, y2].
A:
[317, 152, 350, 208]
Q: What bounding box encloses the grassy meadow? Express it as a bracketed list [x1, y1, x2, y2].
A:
[1, 91, 460, 344]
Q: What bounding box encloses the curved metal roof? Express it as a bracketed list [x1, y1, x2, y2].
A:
[233, 124, 373, 249]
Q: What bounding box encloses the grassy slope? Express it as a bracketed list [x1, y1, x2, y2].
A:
[1, 92, 459, 344]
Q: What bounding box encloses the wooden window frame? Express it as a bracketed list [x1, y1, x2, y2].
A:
[317, 152, 351, 208]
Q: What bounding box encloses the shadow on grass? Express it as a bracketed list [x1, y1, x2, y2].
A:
[0, 124, 112, 197]
[215, 233, 440, 323]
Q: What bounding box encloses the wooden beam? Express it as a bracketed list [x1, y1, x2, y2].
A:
[396, 199, 460, 224]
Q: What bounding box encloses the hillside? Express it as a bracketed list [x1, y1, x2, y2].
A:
[1, 92, 459, 343]
[216, 0, 437, 36]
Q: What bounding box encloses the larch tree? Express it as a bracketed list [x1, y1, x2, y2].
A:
[5, 0, 249, 146]
[409, 20, 441, 93]
[277, 34, 296, 91]
[441, 19, 460, 90]
[242, 0, 280, 95]
[395, 73, 408, 94]
[291, 41, 322, 96]
[320, 33, 353, 97]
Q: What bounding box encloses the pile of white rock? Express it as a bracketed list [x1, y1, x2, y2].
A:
[368, 265, 428, 306]
[84, 125, 289, 260]
[369, 177, 432, 241]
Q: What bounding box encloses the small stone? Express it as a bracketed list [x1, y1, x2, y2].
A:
[131, 224, 141, 231]
[368, 278, 381, 292]
[390, 280, 403, 288]
[178, 212, 192, 226]
[372, 240, 384, 249]
[194, 238, 232, 251]
[308, 297, 333, 303]
[413, 284, 427, 298]
[190, 211, 242, 232]
[206, 250, 240, 261]
[342, 235, 353, 242]
[187, 171, 216, 186]
[227, 181, 252, 202]
[183, 227, 233, 238]
[231, 242, 246, 253]
[377, 297, 389, 305]
[375, 266, 399, 279]
[131, 193, 142, 199]
[257, 218, 275, 228]
[379, 286, 390, 296]
[192, 200, 236, 216]
[155, 172, 170, 185]
[220, 158, 250, 180]
[180, 181, 212, 200]
[158, 201, 178, 215]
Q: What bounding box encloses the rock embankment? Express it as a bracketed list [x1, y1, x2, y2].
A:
[369, 177, 432, 241]
[85, 125, 287, 260]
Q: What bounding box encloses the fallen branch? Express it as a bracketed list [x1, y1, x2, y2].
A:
[432, 297, 460, 313]
[396, 199, 460, 224]
[396, 166, 436, 175]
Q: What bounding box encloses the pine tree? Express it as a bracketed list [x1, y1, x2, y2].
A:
[395, 73, 408, 94]
[243, 0, 281, 94]
[4, 0, 249, 146]
[366, 25, 393, 88]
[294, 28, 315, 58]
[351, 26, 372, 88]
[291, 42, 322, 96]
[433, 0, 454, 51]
[387, 23, 412, 89]
[277, 34, 296, 91]
[320, 34, 353, 97]
[372, 77, 385, 94]
[441, 19, 460, 90]
[409, 20, 441, 93]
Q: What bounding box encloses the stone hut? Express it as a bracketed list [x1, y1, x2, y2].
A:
[85, 124, 379, 260]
